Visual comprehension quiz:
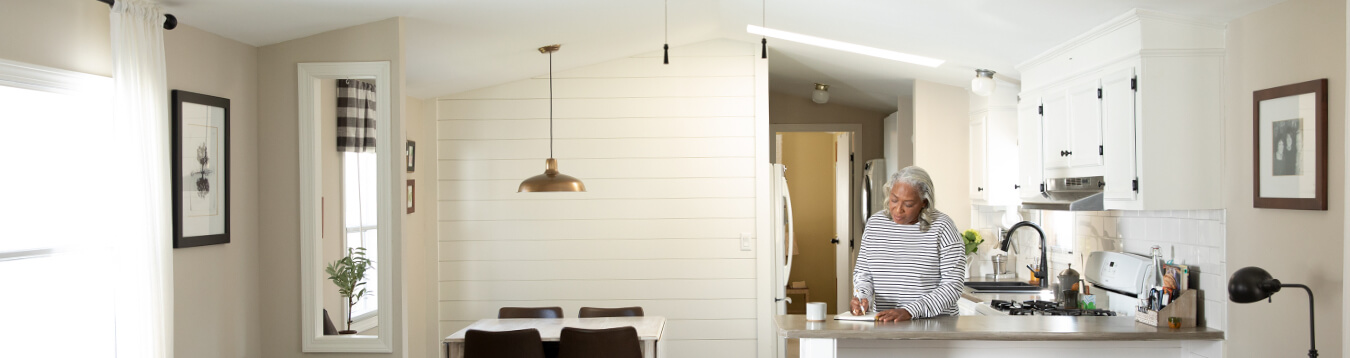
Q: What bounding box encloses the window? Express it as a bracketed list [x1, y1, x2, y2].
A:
[341, 151, 378, 320]
[0, 60, 115, 357]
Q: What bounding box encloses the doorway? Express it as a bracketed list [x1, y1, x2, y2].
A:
[773, 129, 855, 316]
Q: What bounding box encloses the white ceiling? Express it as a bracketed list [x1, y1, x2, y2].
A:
[164, 0, 1285, 112]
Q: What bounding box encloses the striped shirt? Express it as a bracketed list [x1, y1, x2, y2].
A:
[852, 209, 965, 318]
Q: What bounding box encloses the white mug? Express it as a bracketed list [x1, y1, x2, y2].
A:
[806, 302, 827, 321]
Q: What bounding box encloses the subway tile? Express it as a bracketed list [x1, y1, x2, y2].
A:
[1202, 298, 1226, 331]
[1103, 217, 1118, 238]
[1181, 220, 1204, 246]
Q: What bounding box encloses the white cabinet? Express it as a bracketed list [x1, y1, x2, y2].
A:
[1015, 9, 1224, 210]
[1017, 99, 1044, 198]
[970, 106, 1019, 206]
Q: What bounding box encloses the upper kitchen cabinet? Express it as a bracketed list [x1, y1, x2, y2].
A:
[970, 82, 1020, 206]
[1016, 9, 1224, 210]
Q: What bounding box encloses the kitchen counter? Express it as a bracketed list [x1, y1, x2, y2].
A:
[775, 314, 1224, 341]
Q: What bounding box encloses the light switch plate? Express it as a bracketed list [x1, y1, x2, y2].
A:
[740, 233, 752, 251]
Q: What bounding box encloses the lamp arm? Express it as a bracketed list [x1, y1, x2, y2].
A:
[1281, 283, 1317, 358]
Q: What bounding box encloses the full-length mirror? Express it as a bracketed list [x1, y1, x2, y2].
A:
[298, 62, 396, 353]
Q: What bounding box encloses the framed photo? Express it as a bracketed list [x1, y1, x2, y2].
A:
[407, 179, 416, 214]
[1253, 79, 1328, 210]
[406, 140, 416, 172]
[172, 90, 231, 248]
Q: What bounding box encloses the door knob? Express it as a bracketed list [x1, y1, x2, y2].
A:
[830, 238, 840, 244]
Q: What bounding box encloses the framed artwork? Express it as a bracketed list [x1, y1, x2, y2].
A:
[172, 90, 231, 247]
[407, 179, 416, 214]
[406, 140, 416, 172]
[1253, 79, 1328, 210]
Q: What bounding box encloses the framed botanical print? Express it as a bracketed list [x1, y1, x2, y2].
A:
[172, 90, 231, 247]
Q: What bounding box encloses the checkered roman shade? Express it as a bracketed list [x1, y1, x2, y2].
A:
[337, 79, 376, 152]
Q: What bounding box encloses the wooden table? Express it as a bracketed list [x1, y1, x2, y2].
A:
[443, 316, 666, 358]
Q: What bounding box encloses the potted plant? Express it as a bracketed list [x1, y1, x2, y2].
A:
[326, 247, 373, 334]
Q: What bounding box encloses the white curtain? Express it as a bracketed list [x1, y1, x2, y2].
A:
[110, 1, 173, 357]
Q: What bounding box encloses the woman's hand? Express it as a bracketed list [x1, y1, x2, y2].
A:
[849, 297, 870, 316]
[875, 308, 913, 322]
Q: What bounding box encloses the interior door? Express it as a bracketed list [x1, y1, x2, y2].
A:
[834, 133, 851, 314]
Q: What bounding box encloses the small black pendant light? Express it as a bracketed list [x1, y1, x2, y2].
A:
[663, 0, 670, 64]
[760, 0, 767, 59]
[519, 45, 587, 192]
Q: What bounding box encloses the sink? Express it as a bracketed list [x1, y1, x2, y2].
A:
[964, 281, 1044, 293]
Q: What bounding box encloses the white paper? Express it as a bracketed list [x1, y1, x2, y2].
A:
[834, 312, 877, 321]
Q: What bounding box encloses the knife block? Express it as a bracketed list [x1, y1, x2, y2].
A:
[1135, 289, 1197, 328]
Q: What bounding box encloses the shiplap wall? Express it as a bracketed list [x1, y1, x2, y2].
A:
[436, 39, 761, 357]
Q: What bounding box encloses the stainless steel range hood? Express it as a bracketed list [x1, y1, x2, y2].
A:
[1020, 176, 1104, 211]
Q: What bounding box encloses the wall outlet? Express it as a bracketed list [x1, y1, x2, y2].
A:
[740, 233, 752, 251]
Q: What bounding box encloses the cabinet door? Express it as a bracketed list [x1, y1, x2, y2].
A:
[1067, 79, 1104, 168]
[1017, 98, 1044, 198]
[970, 113, 987, 202]
[1041, 91, 1070, 170]
[987, 108, 1020, 204]
[1102, 67, 1138, 201]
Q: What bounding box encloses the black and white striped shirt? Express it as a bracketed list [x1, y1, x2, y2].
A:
[852, 209, 965, 318]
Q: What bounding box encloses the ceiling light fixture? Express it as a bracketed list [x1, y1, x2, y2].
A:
[760, 0, 767, 59]
[663, 0, 669, 64]
[972, 69, 996, 96]
[812, 83, 829, 104]
[746, 25, 944, 67]
[519, 45, 586, 193]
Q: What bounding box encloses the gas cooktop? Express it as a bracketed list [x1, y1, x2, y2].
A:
[989, 300, 1117, 316]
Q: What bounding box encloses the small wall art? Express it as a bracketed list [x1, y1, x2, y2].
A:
[172, 90, 231, 247]
[1253, 79, 1328, 210]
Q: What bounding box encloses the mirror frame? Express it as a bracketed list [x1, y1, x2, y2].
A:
[297, 61, 396, 353]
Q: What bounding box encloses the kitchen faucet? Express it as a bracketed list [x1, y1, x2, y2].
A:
[1001, 221, 1049, 289]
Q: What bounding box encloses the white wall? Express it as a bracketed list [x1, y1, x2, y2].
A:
[913, 80, 971, 229]
[435, 39, 760, 357]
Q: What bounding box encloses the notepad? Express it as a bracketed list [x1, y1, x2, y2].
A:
[833, 312, 877, 321]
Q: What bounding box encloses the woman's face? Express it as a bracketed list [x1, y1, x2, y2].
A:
[888, 182, 926, 225]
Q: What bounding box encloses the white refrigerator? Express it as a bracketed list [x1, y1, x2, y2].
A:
[772, 163, 795, 315]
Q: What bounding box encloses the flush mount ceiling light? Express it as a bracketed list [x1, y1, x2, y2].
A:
[972, 69, 996, 96]
[519, 44, 586, 193]
[746, 25, 944, 67]
[811, 83, 829, 104]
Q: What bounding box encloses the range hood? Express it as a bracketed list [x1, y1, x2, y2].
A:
[1020, 176, 1104, 211]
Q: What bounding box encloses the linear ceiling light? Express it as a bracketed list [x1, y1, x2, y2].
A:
[745, 25, 944, 67]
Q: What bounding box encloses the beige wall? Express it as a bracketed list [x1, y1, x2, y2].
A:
[403, 95, 439, 358]
[257, 17, 409, 358]
[1225, 0, 1345, 356]
[770, 91, 886, 164]
[779, 132, 839, 313]
[165, 24, 263, 358]
[913, 80, 971, 230]
[895, 96, 915, 171]
[0, 0, 111, 77]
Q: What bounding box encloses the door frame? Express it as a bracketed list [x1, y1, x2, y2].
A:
[768, 123, 862, 325]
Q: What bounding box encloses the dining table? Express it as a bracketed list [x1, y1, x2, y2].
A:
[443, 316, 666, 358]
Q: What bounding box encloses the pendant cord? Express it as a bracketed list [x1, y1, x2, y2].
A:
[549, 50, 554, 159]
[760, 0, 767, 59]
[663, 0, 670, 64]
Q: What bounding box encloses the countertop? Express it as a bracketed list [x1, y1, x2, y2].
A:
[775, 314, 1224, 341]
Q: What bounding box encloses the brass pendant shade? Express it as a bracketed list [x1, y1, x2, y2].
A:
[519, 45, 586, 192]
[518, 158, 587, 192]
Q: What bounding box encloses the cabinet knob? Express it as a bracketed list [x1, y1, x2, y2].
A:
[1065, 150, 1073, 156]
[1015, 184, 1021, 189]
[977, 187, 984, 192]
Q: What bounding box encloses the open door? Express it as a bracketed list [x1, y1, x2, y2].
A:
[834, 133, 851, 312]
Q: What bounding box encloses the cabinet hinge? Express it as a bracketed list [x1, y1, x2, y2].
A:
[1131, 77, 1137, 91]
[1099, 145, 1103, 155]
[849, 153, 854, 162]
[1132, 178, 1139, 192]
[1038, 105, 1043, 115]
[1039, 183, 1046, 193]
[1097, 88, 1103, 99]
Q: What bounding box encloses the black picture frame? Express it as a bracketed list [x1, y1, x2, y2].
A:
[172, 90, 231, 248]
[406, 140, 416, 172]
[1253, 79, 1328, 210]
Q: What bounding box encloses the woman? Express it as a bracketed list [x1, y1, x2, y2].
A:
[849, 166, 965, 322]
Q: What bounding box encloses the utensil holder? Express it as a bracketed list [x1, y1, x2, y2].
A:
[1136, 289, 1197, 328]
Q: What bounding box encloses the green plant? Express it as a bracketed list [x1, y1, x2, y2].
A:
[961, 229, 983, 256]
[326, 247, 373, 332]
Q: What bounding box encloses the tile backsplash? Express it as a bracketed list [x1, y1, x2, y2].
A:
[969, 206, 1227, 331]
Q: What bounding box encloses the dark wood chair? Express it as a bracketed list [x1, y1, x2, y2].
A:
[557, 326, 642, 358]
[464, 328, 545, 358]
[498, 306, 564, 319]
[578, 306, 645, 318]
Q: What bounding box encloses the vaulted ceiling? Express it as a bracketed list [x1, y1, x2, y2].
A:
[164, 0, 1284, 112]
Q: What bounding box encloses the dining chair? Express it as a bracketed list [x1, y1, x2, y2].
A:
[498, 306, 564, 319]
[464, 328, 546, 358]
[578, 306, 645, 318]
[557, 326, 642, 358]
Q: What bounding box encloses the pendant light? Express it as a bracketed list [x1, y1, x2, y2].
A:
[663, 0, 669, 64]
[972, 69, 996, 96]
[519, 44, 587, 192]
[760, 0, 767, 59]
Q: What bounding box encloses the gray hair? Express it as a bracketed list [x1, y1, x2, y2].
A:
[884, 166, 937, 232]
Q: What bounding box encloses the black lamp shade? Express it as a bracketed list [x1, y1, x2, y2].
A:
[1228, 266, 1282, 303]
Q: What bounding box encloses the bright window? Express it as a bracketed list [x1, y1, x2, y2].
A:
[341, 151, 378, 320]
[0, 61, 115, 357]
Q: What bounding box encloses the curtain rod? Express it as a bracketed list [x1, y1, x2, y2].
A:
[98, 0, 178, 30]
